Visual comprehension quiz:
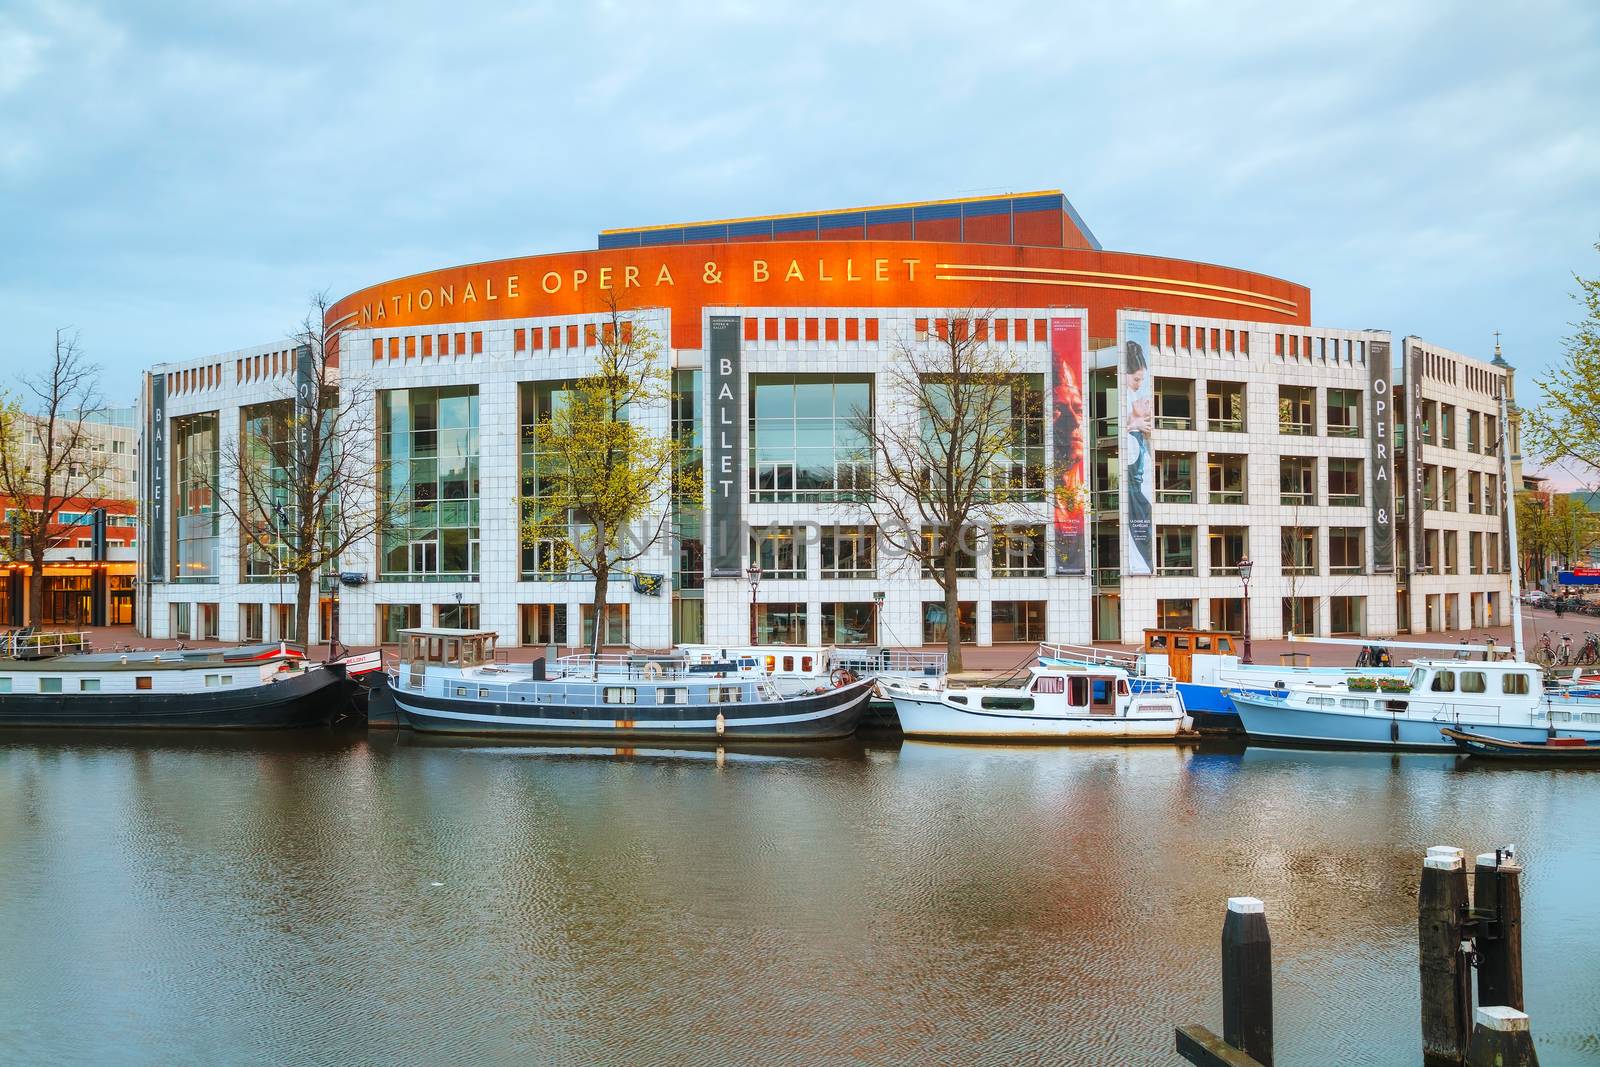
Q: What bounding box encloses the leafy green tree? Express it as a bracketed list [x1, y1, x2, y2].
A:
[520, 304, 686, 654]
[1524, 241, 1600, 478]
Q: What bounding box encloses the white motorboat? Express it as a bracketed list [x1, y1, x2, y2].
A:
[882, 660, 1189, 742]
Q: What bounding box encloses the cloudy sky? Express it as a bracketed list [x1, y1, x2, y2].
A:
[2, 0, 1597, 408]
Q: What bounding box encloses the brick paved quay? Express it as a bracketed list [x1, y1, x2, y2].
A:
[64, 602, 1598, 679]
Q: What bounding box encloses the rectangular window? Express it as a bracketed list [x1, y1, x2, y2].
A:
[171, 412, 220, 582]
[1156, 526, 1196, 577]
[1468, 470, 1481, 514]
[0, 678, 10, 693]
[1208, 525, 1248, 575]
[922, 601, 976, 645]
[1469, 531, 1483, 575]
[656, 687, 688, 705]
[1440, 404, 1456, 448]
[748, 374, 873, 502]
[1207, 454, 1246, 505]
[436, 602, 479, 630]
[1441, 467, 1457, 511]
[753, 602, 806, 645]
[1327, 458, 1363, 507]
[1209, 597, 1244, 635]
[1206, 381, 1246, 432]
[136, 676, 153, 690]
[1278, 385, 1315, 435]
[1156, 452, 1195, 504]
[992, 601, 1045, 643]
[921, 526, 979, 579]
[581, 604, 630, 647]
[1157, 599, 1194, 629]
[1281, 526, 1317, 576]
[1330, 596, 1366, 637]
[204, 674, 220, 687]
[1445, 530, 1459, 575]
[820, 525, 875, 579]
[519, 603, 568, 646]
[1154, 378, 1194, 430]
[1326, 389, 1362, 437]
[751, 526, 807, 580]
[1466, 411, 1481, 453]
[1280, 457, 1316, 506]
[602, 687, 637, 705]
[991, 525, 1045, 577]
[1329, 527, 1364, 575]
[380, 386, 481, 580]
[1420, 400, 1436, 444]
[78, 677, 101, 692]
[39, 677, 63, 693]
[1282, 596, 1318, 636]
[821, 602, 877, 646]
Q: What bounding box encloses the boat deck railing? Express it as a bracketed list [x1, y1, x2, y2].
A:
[0, 630, 92, 659]
[1038, 642, 1139, 669]
[550, 653, 707, 681]
[421, 671, 781, 707]
[835, 649, 947, 677]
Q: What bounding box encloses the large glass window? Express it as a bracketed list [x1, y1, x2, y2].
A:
[1280, 457, 1316, 506]
[922, 601, 976, 645]
[1330, 596, 1365, 636]
[520, 603, 567, 646]
[921, 526, 979, 579]
[992, 601, 1045, 642]
[820, 526, 875, 579]
[1278, 385, 1315, 435]
[821, 602, 877, 646]
[1156, 526, 1196, 577]
[754, 602, 806, 645]
[920, 374, 1046, 499]
[1157, 598, 1195, 629]
[1282, 596, 1318, 636]
[1208, 454, 1246, 505]
[1441, 467, 1456, 511]
[1328, 458, 1363, 507]
[1329, 527, 1364, 575]
[991, 525, 1045, 577]
[1156, 451, 1195, 504]
[239, 401, 293, 581]
[672, 370, 704, 591]
[172, 412, 219, 582]
[749, 375, 872, 502]
[1208, 526, 1248, 575]
[1281, 526, 1318, 576]
[377, 604, 420, 643]
[751, 526, 807, 580]
[1206, 381, 1246, 433]
[581, 603, 630, 647]
[1326, 389, 1362, 437]
[1154, 378, 1194, 430]
[381, 386, 480, 580]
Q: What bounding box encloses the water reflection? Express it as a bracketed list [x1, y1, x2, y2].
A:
[0, 734, 1595, 1065]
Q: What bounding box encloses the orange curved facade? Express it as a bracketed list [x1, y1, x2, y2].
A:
[327, 240, 1310, 351]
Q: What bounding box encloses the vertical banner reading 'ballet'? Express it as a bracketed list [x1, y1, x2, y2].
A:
[1050, 316, 1087, 576]
[706, 316, 743, 577]
[1121, 318, 1154, 575]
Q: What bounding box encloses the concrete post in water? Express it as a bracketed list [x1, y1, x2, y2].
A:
[1421, 846, 1472, 1065]
[1465, 1007, 1539, 1067]
[1475, 850, 1525, 1012]
[1221, 897, 1273, 1067]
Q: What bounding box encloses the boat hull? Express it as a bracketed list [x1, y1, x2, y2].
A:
[0, 667, 347, 730]
[1443, 727, 1600, 761]
[388, 677, 874, 741]
[889, 693, 1182, 742]
[1232, 692, 1600, 751]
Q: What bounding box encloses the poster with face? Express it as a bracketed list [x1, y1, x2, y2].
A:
[1121, 318, 1154, 576]
[1050, 317, 1087, 575]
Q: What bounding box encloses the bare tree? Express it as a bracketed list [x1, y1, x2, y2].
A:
[851, 313, 1039, 673]
[0, 330, 112, 626]
[520, 299, 688, 654]
[205, 292, 397, 651]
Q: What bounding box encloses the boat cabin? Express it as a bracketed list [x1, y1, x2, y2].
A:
[1142, 628, 1238, 683]
[398, 628, 500, 689]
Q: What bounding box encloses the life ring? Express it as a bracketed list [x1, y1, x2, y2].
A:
[831, 667, 858, 688]
[643, 660, 663, 680]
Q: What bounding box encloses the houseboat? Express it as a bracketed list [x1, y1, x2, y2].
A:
[881, 660, 1189, 742]
[377, 628, 876, 741]
[0, 634, 349, 729]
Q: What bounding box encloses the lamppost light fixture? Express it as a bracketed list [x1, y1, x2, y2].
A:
[1237, 557, 1254, 582]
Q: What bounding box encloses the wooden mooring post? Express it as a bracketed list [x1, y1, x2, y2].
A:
[1177, 846, 1536, 1066]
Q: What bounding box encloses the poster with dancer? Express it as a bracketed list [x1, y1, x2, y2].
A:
[1050, 316, 1087, 575]
[1121, 318, 1154, 575]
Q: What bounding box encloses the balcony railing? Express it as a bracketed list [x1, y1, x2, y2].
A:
[1207, 417, 1245, 433]
[1155, 415, 1194, 431]
[1209, 489, 1245, 506]
[1156, 488, 1194, 504]
[1280, 491, 1315, 506]
[1280, 419, 1315, 436]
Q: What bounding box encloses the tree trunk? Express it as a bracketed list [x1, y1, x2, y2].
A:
[943, 548, 963, 674]
[590, 556, 609, 656]
[27, 555, 44, 628]
[295, 570, 314, 653]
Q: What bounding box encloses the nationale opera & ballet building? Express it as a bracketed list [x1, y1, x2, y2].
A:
[135, 191, 1520, 648]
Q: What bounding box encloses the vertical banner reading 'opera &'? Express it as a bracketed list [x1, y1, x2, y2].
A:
[1121, 318, 1154, 575]
[1369, 339, 1394, 573]
[706, 316, 743, 577]
[1050, 317, 1087, 575]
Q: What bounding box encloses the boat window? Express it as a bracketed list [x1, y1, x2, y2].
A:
[1407, 667, 1424, 689]
[454, 686, 468, 697]
[221, 675, 233, 685]
[1175, 636, 1191, 650]
[782, 656, 794, 672]
[478, 688, 491, 698]
[1503, 673, 1531, 695]
[445, 639, 460, 664]
[79, 678, 100, 692]
[603, 687, 637, 705]
[136, 676, 153, 690]
[1307, 696, 1336, 707]
[205, 674, 220, 687]
[1430, 672, 1455, 693]
[1069, 676, 1089, 707]
[656, 687, 688, 705]
[1033, 675, 1065, 694]
[721, 686, 743, 703]
[1091, 678, 1115, 708]
[1219, 638, 1233, 653]
[801, 656, 813, 672]
[1459, 672, 1487, 694]
[1149, 634, 1168, 650]
[0, 678, 9, 693]
[1340, 698, 1367, 710]
[1118, 679, 1130, 695]
[1196, 637, 1213, 650]
[980, 696, 1035, 711]
[764, 656, 776, 673]
[949, 694, 968, 705]
[39, 677, 62, 693]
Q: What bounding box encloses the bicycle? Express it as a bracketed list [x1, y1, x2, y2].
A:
[1581, 633, 1599, 666]
[1533, 632, 1555, 667]
[1556, 635, 1574, 667]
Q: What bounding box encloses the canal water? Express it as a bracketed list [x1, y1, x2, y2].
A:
[0, 732, 1595, 1066]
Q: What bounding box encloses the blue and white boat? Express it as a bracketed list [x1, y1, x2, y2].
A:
[1229, 659, 1600, 750]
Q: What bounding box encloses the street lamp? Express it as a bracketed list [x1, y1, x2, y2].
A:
[1237, 557, 1254, 664]
[274, 505, 290, 643]
[746, 564, 762, 643]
